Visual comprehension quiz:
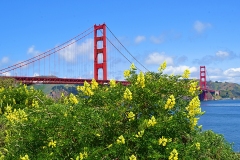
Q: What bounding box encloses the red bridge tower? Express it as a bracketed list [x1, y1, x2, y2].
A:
[94, 24, 107, 81]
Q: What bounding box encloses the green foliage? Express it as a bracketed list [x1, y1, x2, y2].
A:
[0, 63, 238, 159]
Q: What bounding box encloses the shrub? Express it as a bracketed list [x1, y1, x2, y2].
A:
[0, 62, 238, 159]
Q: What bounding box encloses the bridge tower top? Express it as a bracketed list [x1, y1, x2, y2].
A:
[200, 66, 207, 90]
[94, 24, 107, 81]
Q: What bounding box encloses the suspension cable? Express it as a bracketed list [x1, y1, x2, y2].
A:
[106, 25, 149, 72]
[0, 26, 93, 73]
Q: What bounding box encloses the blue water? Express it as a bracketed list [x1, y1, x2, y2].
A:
[199, 100, 240, 152]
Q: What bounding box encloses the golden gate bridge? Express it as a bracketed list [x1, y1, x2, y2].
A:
[0, 23, 215, 100]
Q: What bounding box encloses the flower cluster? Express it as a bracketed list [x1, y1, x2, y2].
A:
[182, 69, 190, 79]
[32, 99, 39, 108]
[5, 106, 28, 124]
[77, 81, 94, 96]
[195, 142, 200, 150]
[186, 96, 202, 129]
[124, 88, 132, 101]
[48, 140, 57, 148]
[127, 111, 135, 121]
[91, 78, 98, 90]
[158, 136, 168, 146]
[124, 70, 131, 78]
[20, 154, 29, 160]
[76, 148, 88, 160]
[69, 93, 79, 105]
[136, 71, 145, 88]
[189, 81, 199, 95]
[135, 130, 144, 138]
[169, 149, 178, 160]
[130, 63, 136, 71]
[116, 135, 125, 144]
[158, 61, 167, 72]
[147, 116, 157, 127]
[164, 95, 176, 110]
[129, 154, 137, 160]
[0, 87, 4, 92]
[109, 79, 116, 88]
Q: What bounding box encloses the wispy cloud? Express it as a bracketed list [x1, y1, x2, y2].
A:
[203, 67, 240, 83]
[27, 45, 41, 56]
[193, 20, 212, 33]
[193, 50, 237, 65]
[150, 35, 165, 44]
[223, 68, 240, 77]
[1, 56, 9, 64]
[1, 72, 11, 76]
[135, 36, 146, 44]
[164, 65, 198, 76]
[150, 30, 181, 44]
[58, 39, 93, 63]
[145, 52, 173, 65]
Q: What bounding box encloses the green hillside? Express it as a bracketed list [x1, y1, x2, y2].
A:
[207, 81, 240, 99]
[31, 81, 240, 100]
[33, 84, 79, 99]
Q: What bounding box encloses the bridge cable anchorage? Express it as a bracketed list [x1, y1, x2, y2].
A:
[0, 26, 93, 74]
[0, 28, 94, 75]
[106, 25, 149, 72]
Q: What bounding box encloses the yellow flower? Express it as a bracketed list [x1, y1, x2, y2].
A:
[164, 95, 175, 110]
[124, 70, 131, 78]
[77, 81, 94, 96]
[169, 149, 178, 160]
[96, 133, 101, 137]
[76, 151, 88, 160]
[158, 61, 167, 72]
[48, 140, 57, 148]
[127, 111, 135, 121]
[182, 69, 190, 79]
[116, 135, 125, 144]
[110, 79, 116, 88]
[20, 154, 29, 160]
[5, 108, 28, 124]
[61, 92, 66, 98]
[130, 63, 136, 71]
[186, 96, 201, 116]
[147, 116, 157, 127]
[158, 136, 168, 146]
[189, 81, 199, 95]
[136, 71, 145, 88]
[69, 93, 79, 105]
[32, 99, 39, 108]
[91, 78, 98, 89]
[135, 130, 144, 138]
[195, 142, 200, 150]
[129, 154, 137, 160]
[124, 88, 132, 101]
[107, 144, 113, 148]
[0, 87, 4, 92]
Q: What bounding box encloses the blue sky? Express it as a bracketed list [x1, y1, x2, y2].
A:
[0, 1, 240, 83]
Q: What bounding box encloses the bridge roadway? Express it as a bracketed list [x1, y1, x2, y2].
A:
[2, 76, 130, 85]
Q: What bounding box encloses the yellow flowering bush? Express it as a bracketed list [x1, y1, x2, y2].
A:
[0, 63, 239, 159]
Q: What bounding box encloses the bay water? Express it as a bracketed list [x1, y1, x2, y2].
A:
[198, 99, 240, 152]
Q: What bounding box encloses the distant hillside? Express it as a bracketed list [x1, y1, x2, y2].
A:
[33, 84, 79, 99]
[207, 81, 240, 99]
[32, 81, 240, 100]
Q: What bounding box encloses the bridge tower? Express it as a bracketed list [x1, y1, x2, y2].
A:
[199, 66, 207, 100]
[94, 24, 107, 81]
[200, 66, 207, 89]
